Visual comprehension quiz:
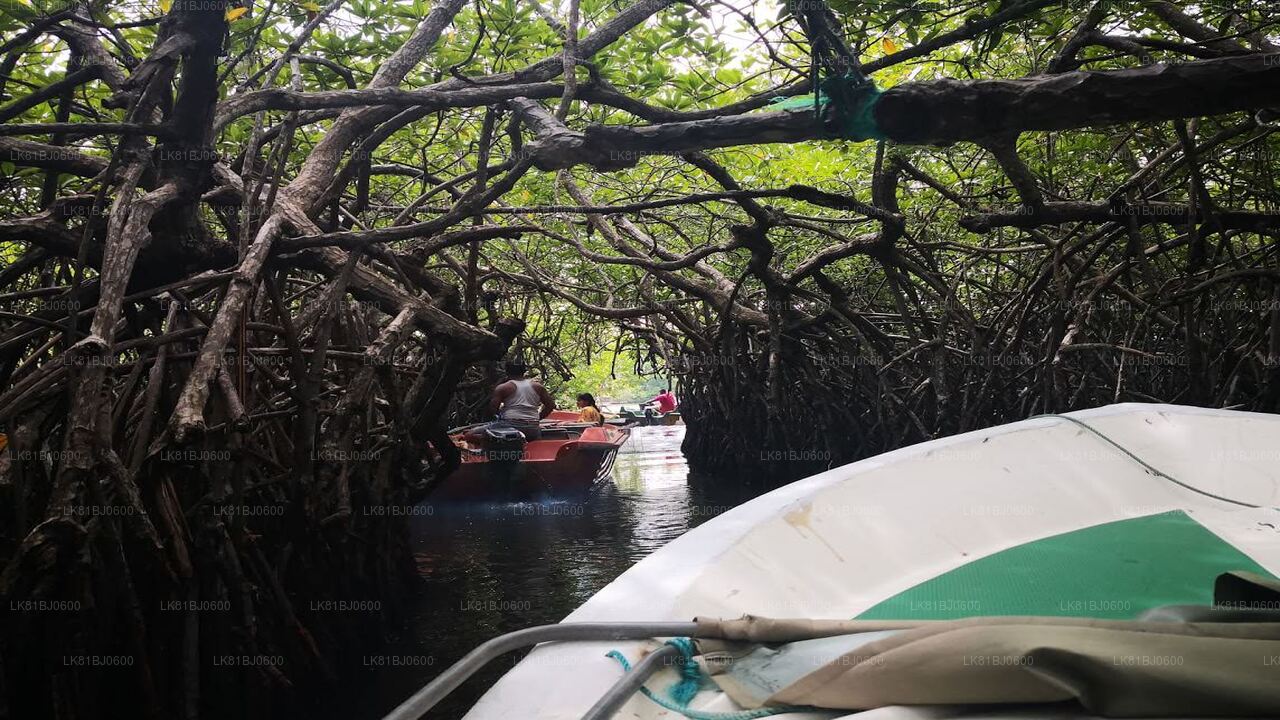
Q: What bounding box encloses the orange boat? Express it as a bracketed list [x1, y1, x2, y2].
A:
[430, 411, 630, 501]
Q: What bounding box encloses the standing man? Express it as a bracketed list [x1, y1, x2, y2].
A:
[490, 361, 556, 440]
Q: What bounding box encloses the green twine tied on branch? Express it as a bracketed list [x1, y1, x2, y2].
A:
[769, 73, 884, 142]
[773, 0, 883, 141]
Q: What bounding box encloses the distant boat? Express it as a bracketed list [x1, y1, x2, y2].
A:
[613, 406, 682, 426]
[389, 403, 1280, 719]
[431, 412, 629, 501]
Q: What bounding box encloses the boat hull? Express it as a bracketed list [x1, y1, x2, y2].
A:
[615, 409, 681, 426]
[430, 424, 628, 501]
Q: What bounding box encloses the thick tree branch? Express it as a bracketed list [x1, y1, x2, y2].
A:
[519, 53, 1280, 170]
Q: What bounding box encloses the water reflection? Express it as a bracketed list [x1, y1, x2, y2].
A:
[355, 426, 763, 719]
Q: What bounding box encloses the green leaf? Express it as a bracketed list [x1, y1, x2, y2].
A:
[0, 0, 37, 20]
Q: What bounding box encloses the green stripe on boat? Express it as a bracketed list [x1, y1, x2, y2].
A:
[856, 511, 1276, 621]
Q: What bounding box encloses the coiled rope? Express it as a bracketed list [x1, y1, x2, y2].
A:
[606, 638, 809, 720]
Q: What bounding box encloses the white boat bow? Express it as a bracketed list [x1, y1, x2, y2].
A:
[454, 403, 1280, 720]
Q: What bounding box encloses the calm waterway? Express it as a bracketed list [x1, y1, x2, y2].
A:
[358, 425, 767, 719]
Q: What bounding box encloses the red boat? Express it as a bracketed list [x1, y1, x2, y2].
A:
[429, 411, 630, 501]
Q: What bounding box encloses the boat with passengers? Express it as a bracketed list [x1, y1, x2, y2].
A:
[431, 410, 630, 501]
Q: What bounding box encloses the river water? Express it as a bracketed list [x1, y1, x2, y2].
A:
[358, 425, 765, 719]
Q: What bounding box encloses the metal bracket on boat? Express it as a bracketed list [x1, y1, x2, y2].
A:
[381, 622, 697, 720]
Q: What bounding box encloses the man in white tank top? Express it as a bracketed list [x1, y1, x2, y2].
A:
[489, 361, 555, 440]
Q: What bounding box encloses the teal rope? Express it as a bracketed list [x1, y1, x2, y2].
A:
[820, 73, 883, 142]
[665, 637, 702, 706]
[767, 77, 883, 142]
[1031, 413, 1263, 509]
[769, 0, 884, 140]
[606, 639, 809, 720]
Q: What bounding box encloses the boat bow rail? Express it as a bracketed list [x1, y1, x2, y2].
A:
[384, 605, 1280, 720]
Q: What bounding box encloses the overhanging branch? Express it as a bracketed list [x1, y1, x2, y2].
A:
[518, 53, 1280, 170]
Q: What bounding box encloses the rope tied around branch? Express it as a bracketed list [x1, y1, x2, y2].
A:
[769, 74, 884, 142]
[771, 0, 884, 141]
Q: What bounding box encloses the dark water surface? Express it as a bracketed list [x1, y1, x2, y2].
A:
[355, 425, 765, 720]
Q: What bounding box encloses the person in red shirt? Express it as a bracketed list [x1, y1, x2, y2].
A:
[647, 388, 677, 414]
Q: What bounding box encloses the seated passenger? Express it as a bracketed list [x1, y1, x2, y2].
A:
[576, 393, 604, 426]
